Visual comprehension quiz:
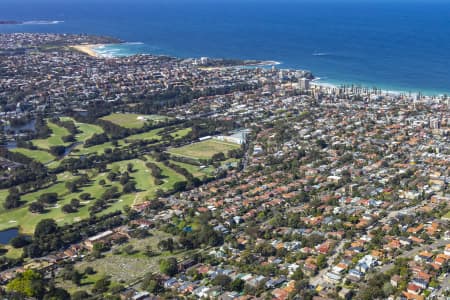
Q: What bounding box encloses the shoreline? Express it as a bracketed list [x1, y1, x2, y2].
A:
[72, 41, 282, 67]
[68, 41, 448, 98]
[310, 78, 447, 98]
[70, 44, 105, 57]
[251, 60, 281, 67]
[201, 60, 282, 71]
[311, 79, 413, 97]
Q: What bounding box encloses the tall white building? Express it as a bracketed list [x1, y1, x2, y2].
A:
[300, 78, 310, 90]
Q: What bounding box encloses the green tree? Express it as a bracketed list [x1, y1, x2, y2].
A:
[72, 290, 90, 300]
[10, 235, 30, 248]
[123, 181, 136, 193]
[71, 270, 83, 286]
[109, 284, 125, 294]
[212, 152, 226, 161]
[93, 242, 110, 253]
[127, 163, 134, 172]
[92, 276, 111, 294]
[141, 273, 164, 293]
[212, 274, 232, 290]
[317, 254, 327, 269]
[65, 181, 77, 193]
[38, 193, 58, 204]
[62, 204, 76, 214]
[29, 201, 44, 213]
[70, 198, 81, 208]
[173, 181, 187, 192]
[34, 219, 58, 239]
[79, 193, 91, 200]
[158, 238, 175, 253]
[6, 269, 45, 297]
[43, 287, 70, 300]
[159, 257, 178, 276]
[382, 282, 394, 297]
[290, 267, 304, 280]
[231, 278, 245, 292]
[4, 190, 21, 209]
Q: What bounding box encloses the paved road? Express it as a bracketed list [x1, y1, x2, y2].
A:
[378, 201, 427, 225]
[308, 196, 446, 288]
[309, 239, 348, 287]
[378, 238, 448, 274]
[433, 272, 449, 299]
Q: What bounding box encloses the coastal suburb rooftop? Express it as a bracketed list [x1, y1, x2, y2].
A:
[0, 33, 448, 300]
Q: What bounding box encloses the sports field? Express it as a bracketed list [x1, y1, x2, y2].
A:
[168, 139, 240, 160]
[101, 113, 170, 129]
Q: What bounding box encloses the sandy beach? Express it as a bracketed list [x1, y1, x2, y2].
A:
[70, 44, 104, 57]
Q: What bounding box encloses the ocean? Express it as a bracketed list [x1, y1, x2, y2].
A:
[1, 0, 450, 95]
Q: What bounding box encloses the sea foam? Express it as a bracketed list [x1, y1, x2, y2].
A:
[21, 20, 64, 25]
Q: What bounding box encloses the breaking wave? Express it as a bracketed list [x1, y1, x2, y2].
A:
[21, 20, 64, 25]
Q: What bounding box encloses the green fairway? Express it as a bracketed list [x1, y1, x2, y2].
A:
[101, 113, 170, 129]
[0, 172, 74, 213]
[126, 128, 163, 141]
[0, 115, 199, 236]
[0, 155, 188, 234]
[152, 158, 186, 187]
[109, 157, 186, 206]
[71, 142, 115, 156]
[0, 171, 121, 234]
[125, 126, 191, 142]
[0, 190, 8, 204]
[71, 140, 128, 156]
[61, 117, 104, 142]
[46, 160, 62, 169]
[104, 159, 154, 208]
[10, 119, 104, 163]
[168, 139, 240, 160]
[10, 148, 55, 164]
[170, 160, 214, 178]
[0, 172, 77, 234]
[32, 121, 70, 150]
[170, 127, 192, 139]
[4, 246, 23, 259]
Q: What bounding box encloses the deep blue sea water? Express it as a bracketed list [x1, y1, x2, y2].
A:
[1, 0, 450, 95]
